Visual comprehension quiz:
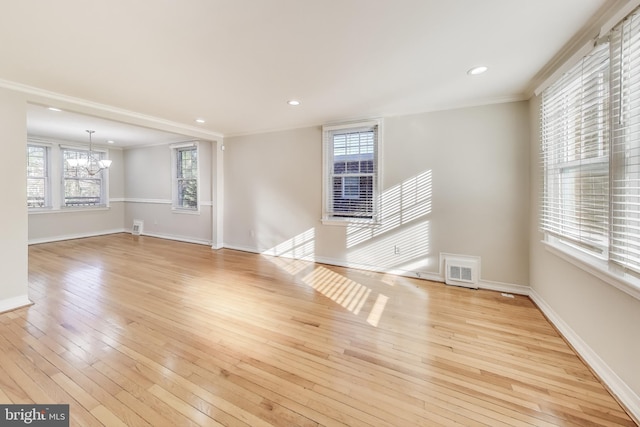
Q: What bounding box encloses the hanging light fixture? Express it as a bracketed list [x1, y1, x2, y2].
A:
[66, 130, 112, 175]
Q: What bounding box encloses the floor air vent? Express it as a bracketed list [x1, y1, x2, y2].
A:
[444, 255, 479, 289]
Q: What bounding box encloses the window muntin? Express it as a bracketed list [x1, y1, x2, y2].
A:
[323, 121, 381, 223]
[62, 148, 106, 207]
[27, 144, 49, 208]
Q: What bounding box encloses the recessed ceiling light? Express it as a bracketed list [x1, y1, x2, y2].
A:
[107, 140, 115, 144]
[287, 100, 301, 106]
[195, 118, 205, 124]
[48, 107, 62, 112]
[467, 66, 488, 75]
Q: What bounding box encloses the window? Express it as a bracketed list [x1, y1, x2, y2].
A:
[172, 143, 198, 210]
[541, 6, 640, 287]
[541, 43, 610, 255]
[610, 12, 640, 272]
[62, 147, 107, 207]
[323, 120, 381, 223]
[27, 144, 50, 208]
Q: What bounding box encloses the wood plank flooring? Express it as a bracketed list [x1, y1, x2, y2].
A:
[0, 233, 634, 426]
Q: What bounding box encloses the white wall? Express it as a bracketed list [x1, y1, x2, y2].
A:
[224, 101, 530, 287]
[28, 148, 126, 243]
[529, 94, 640, 410]
[0, 88, 30, 311]
[26, 135, 217, 246]
[123, 141, 213, 244]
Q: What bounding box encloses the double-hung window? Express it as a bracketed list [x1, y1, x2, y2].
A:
[541, 6, 640, 292]
[322, 120, 382, 223]
[62, 147, 107, 207]
[27, 144, 50, 208]
[541, 43, 610, 256]
[171, 143, 198, 210]
[610, 12, 640, 272]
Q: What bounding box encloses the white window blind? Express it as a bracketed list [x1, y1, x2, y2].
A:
[540, 42, 610, 255]
[323, 122, 379, 221]
[610, 11, 640, 273]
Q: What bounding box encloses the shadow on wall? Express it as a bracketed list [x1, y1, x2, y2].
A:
[261, 169, 433, 273]
[347, 169, 432, 248]
[260, 169, 433, 327]
[347, 169, 432, 273]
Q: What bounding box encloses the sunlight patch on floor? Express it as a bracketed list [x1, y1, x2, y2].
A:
[302, 266, 380, 318]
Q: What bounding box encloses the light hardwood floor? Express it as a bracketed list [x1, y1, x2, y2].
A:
[0, 233, 635, 426]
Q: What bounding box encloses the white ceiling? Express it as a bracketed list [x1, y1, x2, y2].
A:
[26, 104, 194, 147]
[0, 0, 613, 146]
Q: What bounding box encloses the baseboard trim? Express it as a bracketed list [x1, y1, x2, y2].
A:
[223, 244, 526, 294]
[0, 294, 32, 314]
[28, 229, 127, 245]
[529, 289, 640, 425]
[222, 242, 638, 422]
[137, 230, 212, 246]
[477, 279, 531, 296]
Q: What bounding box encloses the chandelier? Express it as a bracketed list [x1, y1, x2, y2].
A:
[66, 130, 112, 176]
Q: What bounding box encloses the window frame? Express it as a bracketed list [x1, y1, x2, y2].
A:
[27, 143, 51, 210]
[61, 146, 109, 208]
[539, 9, 640, 301]
[322, 119, 382, 225]
[171, 142, 199, 213]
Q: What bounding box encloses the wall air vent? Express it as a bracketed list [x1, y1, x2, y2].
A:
[444, 255, 479, 289]
[132, 220, 144, 236]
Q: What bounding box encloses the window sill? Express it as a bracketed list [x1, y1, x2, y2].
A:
[321, 217, 379, 227]
[28, 206, 110, 215]
[172, 207, 200, 215]
[542, 238, 640, 301]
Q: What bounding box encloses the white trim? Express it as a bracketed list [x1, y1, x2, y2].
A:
[171, 142, 200, 211]
[123, 198, 172, 204]
[28, 229, 211, 247]
[0, 295, 32, 314]
[171, 207, 200, 215]
[600, 0, 640, 37]
[0, 78, 223, 139]
[118, 198, 212, 206]
[134, 230, 211, 246]
[110, 198, 125, 203]
[28, 206, 111, 215]
[477, 279, 530, 296]
[28, 229, 126, 245]
[223, 243, 527, 294]
[59, 144, 108, 154]
[322, 118, 383, 224]
[322, 119, 381, 132]
[321, 218, 380, 227]
[543, 239, 640, 301]
[529, 289, 640, 424]
[534, 40, 595, 96]
[224, 96, 526, 138]
[28, 136, 120, 151]
[26, 139, 53, 148]
[169, 141, 198, 149]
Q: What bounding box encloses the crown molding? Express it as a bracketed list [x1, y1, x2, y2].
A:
[0, 78, 224, 140]
[526, 0, 630, 98]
